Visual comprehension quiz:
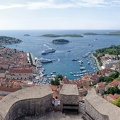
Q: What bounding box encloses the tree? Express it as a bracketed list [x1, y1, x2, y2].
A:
[110, 71, 119, 79]
[104, 76, 113, 83]
[50, 74, 63, 86]
[54, 78, 60, 85]
[99, 76, 105, 82]
[105, 86, 120, 95]
[50, 79, 54, 85]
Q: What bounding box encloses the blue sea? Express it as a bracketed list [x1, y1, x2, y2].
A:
[0, 30, 120, 80]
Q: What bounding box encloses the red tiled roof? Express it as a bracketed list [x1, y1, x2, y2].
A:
[62, 78, 70, 84]
[9, 67, 33, 73]
[109, 80, 120, 87]
[108, 94, 117, 101]
[50, 85, 58, 91]
[0, 63, 9, 66]
[114, 94, 120, 99]
[0, 95, 5, 99]
[0, 86, 20, 92]
[97, 82, 105, 88]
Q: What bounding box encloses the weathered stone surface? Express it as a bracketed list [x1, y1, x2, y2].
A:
[0, 85, 53, 120]
[20, 111, 83, 120]
[60, 84, 79, 96]
[59, 84, 79, 113]
[60, 84, 79, 105]
[85, 88, 120, 120]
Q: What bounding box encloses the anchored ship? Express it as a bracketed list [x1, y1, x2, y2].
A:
[38, 58, 53, 63]
[42, 48, 56, 55]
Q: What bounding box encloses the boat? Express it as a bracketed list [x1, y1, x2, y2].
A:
[74, 74, 81, 77]
[82, 70, 87, 73]
[83, 52, 91, 58]
[72, 58, 79, 61]
[52, 71, 56, 74]
[38, 58, 53, 63]
[24, 34, 30, 36]
[42, 48, 56, 55]
[88, 62, 90, 65]
[80, 67, 86, 70]
[67, 50, 71, 52]
[78, 60, 83, 64]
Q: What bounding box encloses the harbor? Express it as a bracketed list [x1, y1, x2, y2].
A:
[2, 30, 120, 80]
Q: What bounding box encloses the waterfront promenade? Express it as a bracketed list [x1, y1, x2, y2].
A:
[92, 54, 102, 70]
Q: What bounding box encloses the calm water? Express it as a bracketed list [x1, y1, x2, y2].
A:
[0, 30, 120, 80]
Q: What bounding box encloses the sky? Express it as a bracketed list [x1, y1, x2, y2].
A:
[0, 0, 120, 30]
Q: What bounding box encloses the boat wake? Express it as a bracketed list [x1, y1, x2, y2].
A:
[57, 58, 60, 62]
[43, 44, 51, 49]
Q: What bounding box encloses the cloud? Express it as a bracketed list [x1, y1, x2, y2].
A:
[0, 0, 120, 10]
[0, 4, 24, 9]
[71, 0, 120, 7]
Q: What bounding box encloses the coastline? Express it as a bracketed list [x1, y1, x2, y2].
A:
[92, 54, 102, 71]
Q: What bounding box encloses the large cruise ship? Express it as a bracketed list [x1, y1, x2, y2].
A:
[42, 48, 56, 55]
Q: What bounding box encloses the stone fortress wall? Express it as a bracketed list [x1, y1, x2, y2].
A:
[0, 85, 53, 120]
[1, 85, 120, 120]
[84, 89, 120, 120]
[84, 100, 109, 120]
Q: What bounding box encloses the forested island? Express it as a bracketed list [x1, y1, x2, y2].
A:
[41, 34, 83, 37]
[52, 39, 69, 44]
[83, 33, 99, 35]
[41, 31, 120, 37]
[0, 36, 22, 45]
[104, 31, 120, 36]
[83, 31, 120, 36]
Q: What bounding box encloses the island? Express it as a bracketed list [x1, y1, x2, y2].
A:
[41, 34, 83, 37]
[83, 31, 120, 36]
[0, 36, 22, 45]
[103, 31, 120, 36]
[52, 39, 69, 44]
[41, 34, 61, 37]
[83, 33, 99, 35]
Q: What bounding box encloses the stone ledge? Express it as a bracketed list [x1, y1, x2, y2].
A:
[0, 85, 53, 120]
[85, 89, 120, 120]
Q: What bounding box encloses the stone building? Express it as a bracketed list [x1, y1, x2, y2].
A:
[6, 67, 33, 80]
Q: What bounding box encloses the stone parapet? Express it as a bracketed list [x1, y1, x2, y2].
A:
[60, 84, 79, 105]
[85, 88, 120, 120]
[0, 85, 53, 120]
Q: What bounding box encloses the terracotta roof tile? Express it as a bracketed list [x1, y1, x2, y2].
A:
[0, 86, 20, 92]
[109, 80, 120, 87]
[9, 67, 33, 73]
